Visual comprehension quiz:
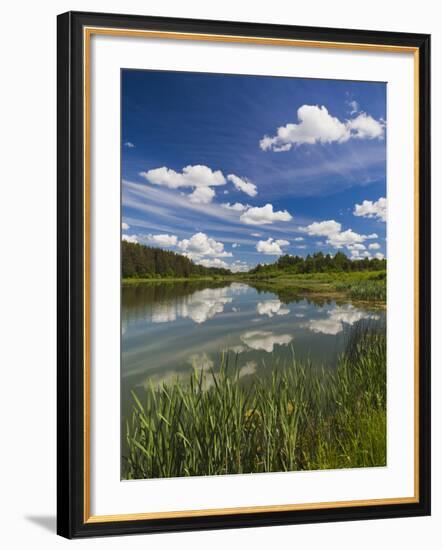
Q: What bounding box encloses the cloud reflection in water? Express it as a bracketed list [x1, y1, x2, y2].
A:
[305, 304, 380, 335]
[256, 299, 290, 318]
[151, 287, 233, 324]
[240, 330, 293, 353]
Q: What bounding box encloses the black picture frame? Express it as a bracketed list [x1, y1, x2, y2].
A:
[57, 10, 431, 539]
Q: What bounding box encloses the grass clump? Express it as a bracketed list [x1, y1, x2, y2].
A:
[123, 326, 386, 479]
[334, 274, 386, 301]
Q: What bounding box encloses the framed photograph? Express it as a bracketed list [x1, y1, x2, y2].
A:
[57, 11, 431, 538]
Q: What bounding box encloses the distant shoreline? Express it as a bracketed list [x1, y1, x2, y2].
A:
[122, 276, 236, 284]
[122, 270, 386, 305]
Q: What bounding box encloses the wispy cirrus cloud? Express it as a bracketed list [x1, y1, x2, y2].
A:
[227, 174, 257, 197]
[347, 100, 359, 114]
[123, 181, 306, 238]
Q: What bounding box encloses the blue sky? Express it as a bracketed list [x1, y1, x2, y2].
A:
[122, 69, 386, 271]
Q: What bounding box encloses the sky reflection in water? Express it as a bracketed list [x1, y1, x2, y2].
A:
[122, 281, 384, 409]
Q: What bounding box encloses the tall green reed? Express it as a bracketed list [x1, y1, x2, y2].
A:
[334, 279, 386, 301]
[123, 326, 386, 479]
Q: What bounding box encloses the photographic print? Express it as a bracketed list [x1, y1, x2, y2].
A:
[57, 13, 430, 537]
[121, 70, 387, 480]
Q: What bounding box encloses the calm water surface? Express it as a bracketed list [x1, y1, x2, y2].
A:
[122, 281, 385, 429]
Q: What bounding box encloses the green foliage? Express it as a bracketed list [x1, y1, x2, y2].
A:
[122, 242, 387, 281]
[122, 240, 231, 279]
[123, 326, 386, 479]
[243, 271, 387, 303]
[250, 252, 386, 277]
[334, 279, 386, 301]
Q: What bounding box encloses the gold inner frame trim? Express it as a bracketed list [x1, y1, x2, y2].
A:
[83, 26, 420, 524]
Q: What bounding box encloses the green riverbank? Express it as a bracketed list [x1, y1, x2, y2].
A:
[122, 270, 386, 303]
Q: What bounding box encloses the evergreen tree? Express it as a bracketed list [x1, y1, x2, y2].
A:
[122, 241, 232, 278]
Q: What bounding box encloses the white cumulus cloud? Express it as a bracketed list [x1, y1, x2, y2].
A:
[368, 242, 381, 250]
[140, 164, 226, 189]
[260, 104, 385, 152]
[240, 203, 292, 225]
[256, 238, 290, 255]
[178, 232, 232, 260]
[349, 249, 372, 260]
[347, 113, 385, 140]
[139, 165, 258, 204]
[302, 220, 342, 237]
[188, 186, 215, 204]
[327, 229, 368, 248]
[230, 260, 250, 273]
[227, 174, 258, 197]
[196, 258, 229, 269]
[147, 234, 178, 247]
[301, 219, 378, 252]
[354, 197, 387, 222]
[139, 164, 225, 204]
[122, 222, 130, 230]
[122, 234, 138, 244]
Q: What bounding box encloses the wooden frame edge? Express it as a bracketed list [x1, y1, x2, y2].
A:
[57, 11, 431, 538]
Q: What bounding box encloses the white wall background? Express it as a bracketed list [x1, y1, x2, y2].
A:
[0, 0, 439, 548]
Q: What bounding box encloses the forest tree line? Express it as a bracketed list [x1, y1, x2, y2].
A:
[122, 241, 232, 278]
[249, 251, 386, 275]
[122, 241, 386, 279]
